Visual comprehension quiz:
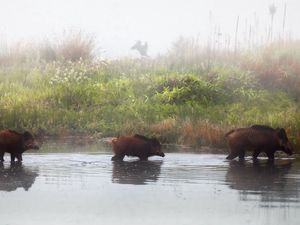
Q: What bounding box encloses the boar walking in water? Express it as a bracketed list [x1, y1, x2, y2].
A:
[225, 125, 293, 160]
[0, 130, 39, 162]
[111, 134, 165, 161]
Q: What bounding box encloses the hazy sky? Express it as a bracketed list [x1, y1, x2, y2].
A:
[0, 0, 299, 58]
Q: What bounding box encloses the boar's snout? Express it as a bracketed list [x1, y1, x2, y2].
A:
[25, 142, 40, 150]
[152, 148, 165, 157]
[24, 139, 40, 150]
[283, 142, 293, 156]
[149, 138, 165, 157]
[23, 131, 40, 150]
[158, 152, 165, 157]
[277, 128, 293, 156]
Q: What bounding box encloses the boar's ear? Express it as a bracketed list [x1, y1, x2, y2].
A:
[23, 131, 33, 140]
[277, 128, 288, 142]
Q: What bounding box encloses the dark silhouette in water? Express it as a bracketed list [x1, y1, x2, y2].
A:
[111, 134, 165, 161]
[112, 160, 163, 185]
[0, 129, 40, 162]
[131, 40, 148, 57]
[0, 162, 39, 192]
[225, 160, 300, 204]
[225, 125, 293, 160]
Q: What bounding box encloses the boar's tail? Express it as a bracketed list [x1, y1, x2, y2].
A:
[224, 129, 235, 137]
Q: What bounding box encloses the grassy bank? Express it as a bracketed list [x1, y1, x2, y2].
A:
[0, 39, 300, 152]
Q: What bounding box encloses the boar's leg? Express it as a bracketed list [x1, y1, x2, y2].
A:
[252, 149, 261, 159]
[0, 152, 4, 162]
[266, 151, 275, 161]
[10, 153, 16, 162]
[111, 154, 125, 161]
[226, 152, 240, 160]
[16, 153, 23, 162]
[238, 151, 245, 160]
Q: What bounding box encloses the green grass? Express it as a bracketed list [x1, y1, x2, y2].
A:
[0, 41, 300, 152]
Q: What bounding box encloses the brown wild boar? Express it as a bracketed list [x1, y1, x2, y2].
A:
[225, 125, 293, 160]
[111, 134, 165, 161]
[0, 130, 39, 162]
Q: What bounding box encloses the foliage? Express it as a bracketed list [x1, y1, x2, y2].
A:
[0, 39, 300, 152]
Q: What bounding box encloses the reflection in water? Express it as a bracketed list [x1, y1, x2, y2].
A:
[0, 162, 39, 192]
[0, 153, 299, 225]
[226, 160, 300, 205]
[112, 160, 163, 185]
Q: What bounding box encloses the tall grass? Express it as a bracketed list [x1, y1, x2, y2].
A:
[0, 31, 96, 66]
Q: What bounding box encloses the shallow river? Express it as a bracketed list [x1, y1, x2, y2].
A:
[0, 144, 299, 225]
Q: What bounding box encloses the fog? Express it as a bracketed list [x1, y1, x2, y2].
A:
[0, 0, 299, 58]
[1, 4, 300, 224]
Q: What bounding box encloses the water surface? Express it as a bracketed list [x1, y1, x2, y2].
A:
[0, 147, 299, 225]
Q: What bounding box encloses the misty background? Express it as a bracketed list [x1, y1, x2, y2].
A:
[0, 0, 299, 58]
